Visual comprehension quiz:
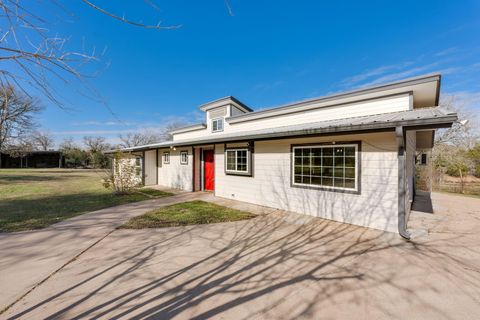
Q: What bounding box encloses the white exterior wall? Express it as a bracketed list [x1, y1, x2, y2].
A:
[214, 132, 399, 232]
[157, 147, 193, 191]
[144, 150, 157, 186]
[173, 93, 411, 141]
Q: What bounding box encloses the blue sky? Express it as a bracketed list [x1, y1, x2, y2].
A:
[33, 0, 480, 146]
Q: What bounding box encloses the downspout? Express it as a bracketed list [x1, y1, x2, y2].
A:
[396, 126, 411, 240]
[141, 151, 145, 186]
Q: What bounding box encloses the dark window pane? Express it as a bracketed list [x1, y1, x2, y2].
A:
[312, 157, 322, 166]
[323, 157, 333, 166]
[345, 156, 356, 167]
[334, 178, 344, 188]
[294, 149, 302, 157]
[302, 175, 311, 184]
[303, 156, 310, 166]
[311, 166, 321, 176]
[345, 168, 355, 178]
[334, 168, 344, 178]
[237, 164, 247, 171]
[311, 148, 322, 157]
[302, 148, 311, 157]
[345, 147, 355, 156]
[311, 176, 322, 185]
[322, 167, 333, 177]
[322, 177, 333, 186]
[345, 179, 355, 189]
[334, 156, 345, 167]
[334, 147, 344, 156]
[295, 156, 302, 165]
[294, 175, 302, 183]
[302, 166, 310, 175]
[294, 166, 302, 174]
[323, 147, 333, 156]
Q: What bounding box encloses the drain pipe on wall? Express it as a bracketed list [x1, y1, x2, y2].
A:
[396, 126, 411, 240]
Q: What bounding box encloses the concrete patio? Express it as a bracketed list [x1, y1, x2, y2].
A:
[1, 192, 480, 319]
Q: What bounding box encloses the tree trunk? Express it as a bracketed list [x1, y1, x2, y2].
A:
[459, 168, 465, 194]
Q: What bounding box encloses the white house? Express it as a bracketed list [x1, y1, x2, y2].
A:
[112, 74, 457, 238]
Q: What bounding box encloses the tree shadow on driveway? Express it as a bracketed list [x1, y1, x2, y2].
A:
[5, 209, 480, 320]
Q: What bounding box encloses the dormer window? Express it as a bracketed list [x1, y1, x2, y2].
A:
[212, 118, 224, 132]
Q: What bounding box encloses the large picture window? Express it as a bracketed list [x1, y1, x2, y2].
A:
[292, 144, 359, 191]
[225, 148, 250, 175]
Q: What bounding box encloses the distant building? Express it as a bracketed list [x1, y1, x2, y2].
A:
[0, 151, 64, 168]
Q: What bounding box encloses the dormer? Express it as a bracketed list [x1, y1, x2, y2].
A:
[199, 96, 252, 133]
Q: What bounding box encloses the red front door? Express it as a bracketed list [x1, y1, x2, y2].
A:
[204, 150, 214, 191]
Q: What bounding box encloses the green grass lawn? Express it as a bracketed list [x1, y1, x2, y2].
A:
[120, 200, 256, 229]
[0, 169, 173, 232]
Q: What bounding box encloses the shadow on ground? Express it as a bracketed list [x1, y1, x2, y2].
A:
[5, 199, 480, 319]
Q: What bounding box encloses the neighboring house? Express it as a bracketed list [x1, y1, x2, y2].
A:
[110, 74, 457, 238]
[0, 151, 64, 168]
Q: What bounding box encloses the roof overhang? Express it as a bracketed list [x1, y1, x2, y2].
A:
[416, 130, 436, 149]
[199, 96, 252, 113]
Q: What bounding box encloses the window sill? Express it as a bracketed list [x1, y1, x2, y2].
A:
[225, 171, 252, 177]
[291, 182, 360, 194]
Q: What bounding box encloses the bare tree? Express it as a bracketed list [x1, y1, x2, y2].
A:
[0, 1, 178, 109]
[162, 122, 187, 141]
[436, 95, 478, 148]
[83, 136, 110, 153]
[118, 131, 164, 148]
[84, 135, 111, 168]
[58, 137, 78, 151]
[32, 131, 55, 151]
[59, 137, 88, 168]
[0, 84, 42, 158]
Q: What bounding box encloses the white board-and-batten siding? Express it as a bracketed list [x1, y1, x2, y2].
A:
[154, 147, 193, 191]
[214, 132, 399, 232]
[144, 150, 157, 186]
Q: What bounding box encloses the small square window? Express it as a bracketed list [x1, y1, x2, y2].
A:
[180, 151, 188, 165]
[163, 152, 170, 164]
[212, 118, 224, 132]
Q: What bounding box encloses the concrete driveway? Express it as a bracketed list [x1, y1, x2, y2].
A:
[2, 192, 480, 319]
[0, 191, 214, 311]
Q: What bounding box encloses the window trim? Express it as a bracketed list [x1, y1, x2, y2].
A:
[180, 151, 188, 165]
[224, 147, 252, 177]
[134, 156, 142, 178]
[290, 141, 361, 194]
[163, 152, 170, 164]
[212, 117, 224, 133]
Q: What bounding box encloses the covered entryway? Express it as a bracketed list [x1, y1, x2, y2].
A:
[203, 150, 214, 191]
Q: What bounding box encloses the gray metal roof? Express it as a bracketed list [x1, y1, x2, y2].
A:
[169, 123, 206, 134]
[109, 107, 456, 153]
